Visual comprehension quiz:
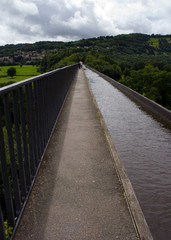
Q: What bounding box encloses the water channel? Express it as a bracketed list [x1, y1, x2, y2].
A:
[84, 68, 171, 240]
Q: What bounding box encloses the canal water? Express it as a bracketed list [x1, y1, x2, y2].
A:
[84, 68, 171, 240]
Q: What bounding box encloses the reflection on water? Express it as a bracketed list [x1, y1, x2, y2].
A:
[85, 69, 171, 240]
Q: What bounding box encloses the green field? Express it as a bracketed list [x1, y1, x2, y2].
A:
[0, 65, 40, 85]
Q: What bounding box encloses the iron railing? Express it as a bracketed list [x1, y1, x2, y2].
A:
[0, 64, 78, 239]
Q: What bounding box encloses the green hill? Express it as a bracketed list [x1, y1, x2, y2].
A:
[1, 33, 171, 66]
[0, 33, 171, 110]
[39, 33, 171, 110]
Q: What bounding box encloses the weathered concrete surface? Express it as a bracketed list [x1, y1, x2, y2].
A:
[14, 69, 139, 240]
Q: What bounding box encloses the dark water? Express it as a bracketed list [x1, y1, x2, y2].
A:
[85, 69, 171, 240]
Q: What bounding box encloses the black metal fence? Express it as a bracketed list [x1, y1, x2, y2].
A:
[0, 64, 78, 239]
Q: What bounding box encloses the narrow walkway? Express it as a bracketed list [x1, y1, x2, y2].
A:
[14, 69, 139, 240]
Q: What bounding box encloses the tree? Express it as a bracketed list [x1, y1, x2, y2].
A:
[7, 67, 16, 78]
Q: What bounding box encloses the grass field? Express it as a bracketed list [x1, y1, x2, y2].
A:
[0, 65, 40, 85]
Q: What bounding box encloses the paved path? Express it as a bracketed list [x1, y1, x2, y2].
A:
[14, 69, 139, 240]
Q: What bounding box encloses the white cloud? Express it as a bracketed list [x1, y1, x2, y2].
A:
[1, 0, 38, 17]
[67, 11, 90, 29]
[64, 0, 85, 8]
[13, 0, 39, 16]
[0, 0, 170, 45]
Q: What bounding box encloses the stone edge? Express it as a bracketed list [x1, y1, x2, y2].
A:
[83, 69, 153, 240]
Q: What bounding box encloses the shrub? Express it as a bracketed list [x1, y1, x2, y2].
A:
[7, 67, 16, 78]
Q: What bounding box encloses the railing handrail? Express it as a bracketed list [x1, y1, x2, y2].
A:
[0, 65, 77, 95]
[0, 64, 78, 239]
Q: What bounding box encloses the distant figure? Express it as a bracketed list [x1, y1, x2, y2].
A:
[79, 61, 83, 69]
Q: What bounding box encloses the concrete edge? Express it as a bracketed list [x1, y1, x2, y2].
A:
[86, 66, 171, 125]
[83, 69, 153, 240]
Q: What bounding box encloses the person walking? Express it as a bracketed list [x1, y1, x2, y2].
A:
[79, 61, 83, 69]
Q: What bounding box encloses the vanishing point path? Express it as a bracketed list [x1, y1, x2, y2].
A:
[14, 69, 139, 240]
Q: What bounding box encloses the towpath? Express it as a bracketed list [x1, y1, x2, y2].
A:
[14, 69, 139, 240]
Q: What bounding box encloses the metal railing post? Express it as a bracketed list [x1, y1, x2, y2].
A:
[18, 87, 31, 189]
[4, 94, 21, 216]
[0, 109, 15, 227]
[0, 203, 5, 240]
[12, 90, 27, 201]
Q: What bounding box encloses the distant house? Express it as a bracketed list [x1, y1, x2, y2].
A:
[0, 56, 13, 63]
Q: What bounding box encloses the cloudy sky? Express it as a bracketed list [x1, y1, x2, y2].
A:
[0, 0, 171, 45]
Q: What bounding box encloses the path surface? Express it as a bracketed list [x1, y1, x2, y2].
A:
[14, 69, 139, 240]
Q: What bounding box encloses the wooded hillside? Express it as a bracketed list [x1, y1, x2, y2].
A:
[1, 33, 171, 109]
